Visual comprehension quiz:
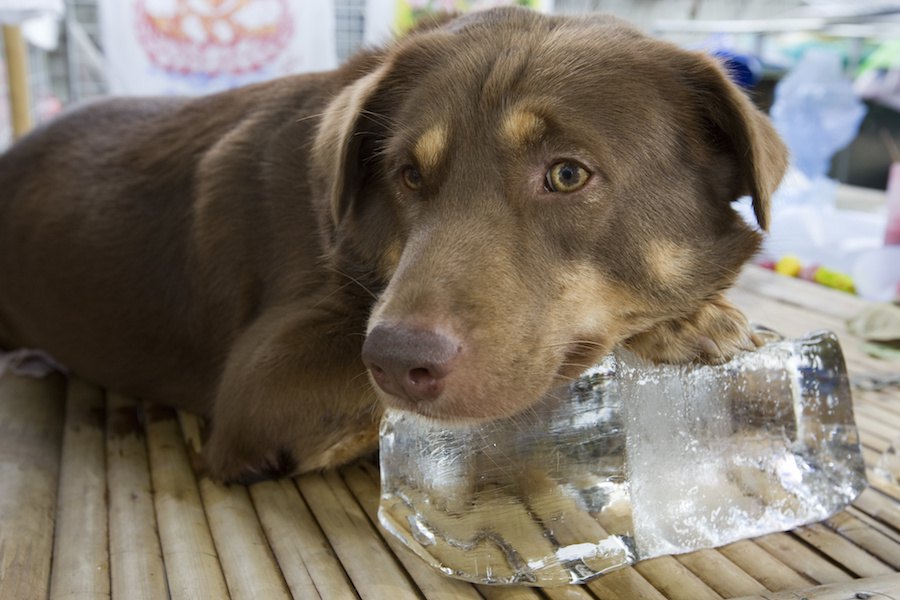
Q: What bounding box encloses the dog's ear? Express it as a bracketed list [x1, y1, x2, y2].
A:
[679, 52, 788, 231]
[313, 63, 394, 227]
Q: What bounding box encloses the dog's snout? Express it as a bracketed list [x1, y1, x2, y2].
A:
[362, 324, 461, 403]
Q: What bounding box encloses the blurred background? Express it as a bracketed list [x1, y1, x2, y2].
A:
[2, 0, 900, 300]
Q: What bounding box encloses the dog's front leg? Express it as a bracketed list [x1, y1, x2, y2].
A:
[203, 304, 380, 484]
[625, 295, 759, 364]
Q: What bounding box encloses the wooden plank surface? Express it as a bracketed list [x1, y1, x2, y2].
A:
[49, 378, 109, 600]
[250, 477, 358, 599]
[0, 266, 898, 600]
[296, 471, 421, 600]
[732, 572, 900, 600]
[145, 403, 230, 599]
[0, 373, 66, 600]
[106, 392, 168, 600]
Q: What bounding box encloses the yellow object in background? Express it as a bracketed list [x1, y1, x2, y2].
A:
[394, 0, 548, 33]
[813, 267, 856, 294]
[775, 255, 802, 277]
[770, 255, 857, 295]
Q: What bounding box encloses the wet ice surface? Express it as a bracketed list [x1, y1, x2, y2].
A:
[378, 329, 868, 586]
[623, 332, 865, 558]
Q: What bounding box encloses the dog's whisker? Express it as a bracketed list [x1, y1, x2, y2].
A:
[309, 279, 361, 309]
[558, 361, 595, 373]
[294, 111, 328, 124]
[551, 373, 583, 384]
[358, 109, 400, 129]
[325, 267, 379, 301]
[350, 369, 373, 385]
[538, 339, 607, 351]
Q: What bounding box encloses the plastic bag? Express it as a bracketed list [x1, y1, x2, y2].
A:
[770, 49, 867, 182]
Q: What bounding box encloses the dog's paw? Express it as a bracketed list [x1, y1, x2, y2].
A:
[625, 296, 758, 364]
[203, 434, 299, 485]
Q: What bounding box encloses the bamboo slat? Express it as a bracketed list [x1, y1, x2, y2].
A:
[716, 540, 815, 592]
[850, 492, 900, 538]
[792, 522, 895, 578]
[852, 407, 898, 445]
[586, 568, 669, 600]
[296, 471, 420, 600]
[865, 436, 900, 464]
[632, 557, 723, 600]
[145, 402, 229, 599]
[846, 506, 900, 546]
[249, 478, 357, 599]
[199, 479, 292, 600]
[867, 474, 900, 504]
[49, 378, 110, 600]
[675, 550, 768, 598]
[0, 373, 66, 600]
[106, 393, 168, 600]
[861, 386, 900, 411]
[175, 413, 292, 600]
[732, 572, 900, 600]
[824, 511, 900, 569]
[753, 533, 854, 584]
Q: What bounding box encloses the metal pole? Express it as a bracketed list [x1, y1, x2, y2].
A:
[2, 24, 32, 139]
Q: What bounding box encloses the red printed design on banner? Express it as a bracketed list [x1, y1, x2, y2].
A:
[135, 0, 293, 75]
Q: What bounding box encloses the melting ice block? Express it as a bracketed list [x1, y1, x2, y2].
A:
[377, 328, 867, 586]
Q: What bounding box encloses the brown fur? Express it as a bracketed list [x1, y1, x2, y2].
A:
[0, 8, 787, 483]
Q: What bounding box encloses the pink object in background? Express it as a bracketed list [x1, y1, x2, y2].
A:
[886, 162, 900, 245]
[135, 0, 293, 76]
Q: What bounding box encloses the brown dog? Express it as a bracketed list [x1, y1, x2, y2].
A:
[0, 8, 787, 483]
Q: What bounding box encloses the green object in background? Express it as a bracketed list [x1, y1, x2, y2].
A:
[394, 0, 542, 34]
[858, 39, 900, 75]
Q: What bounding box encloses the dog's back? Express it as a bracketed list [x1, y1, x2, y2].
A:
[0, 75, 343, 410]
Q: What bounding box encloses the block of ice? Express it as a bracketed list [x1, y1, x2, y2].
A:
[377, 328, 867, 586]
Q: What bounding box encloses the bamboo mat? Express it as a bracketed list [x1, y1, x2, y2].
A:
[1, 265, 899, 600]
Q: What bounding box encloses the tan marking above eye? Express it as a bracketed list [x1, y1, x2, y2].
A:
[499, 110, 546, 148]
[413, 124, 448, 173]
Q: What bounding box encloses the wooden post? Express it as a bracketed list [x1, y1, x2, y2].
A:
[2, 24, 32, 139]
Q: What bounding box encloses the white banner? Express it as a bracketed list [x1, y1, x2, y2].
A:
[99, 0, 337, 96]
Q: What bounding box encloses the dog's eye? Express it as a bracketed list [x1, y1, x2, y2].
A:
[545, 161, 590, 193]
[401, 166, 423, 190]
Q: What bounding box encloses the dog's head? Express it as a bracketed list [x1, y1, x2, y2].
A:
[313, 8, 787, 420]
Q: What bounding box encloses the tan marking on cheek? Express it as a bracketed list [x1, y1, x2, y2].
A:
[413, 125, 448, 172]
[645, 240, 695, 283]
[499, 110, 545, 148]
[378, 238, 403, 280]
[558, 266, 619, 332]
[557, 264, 662, 341]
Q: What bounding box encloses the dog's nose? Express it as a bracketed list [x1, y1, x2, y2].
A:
[362, 324, 461, 403]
